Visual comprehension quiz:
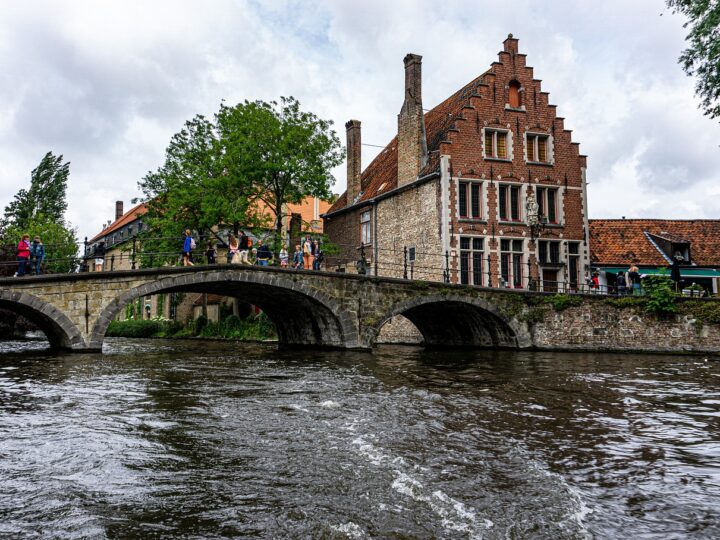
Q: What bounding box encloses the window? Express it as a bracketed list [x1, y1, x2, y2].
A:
[360, 210, 372, 244]
[484, 129, 509, 159]
[568, 242, 580, 289]
[536, 187, 558, 224]
[500, 239, 524, 288]
[458, 181, 483, 219]
[526, 133, 549, 163]
[499, 184, 522, 222]
[508, 80, 521, 108]
[537, 240, 561, 264]
[460, 237, 484, 286]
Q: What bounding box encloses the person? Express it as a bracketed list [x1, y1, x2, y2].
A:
[30, 236, 45, 275]
[228, 234, 240, 264]
[279, 245, 289, 268]
[239, 231, 250, 264]
[292, 244, 303, 270]
[303, 235, 313, 270]
[256, 240, 272, 266]
[94, 241, 106, 272]
[15, 234, 30, 277]
[205, 241, 217, 265]
[591, 271, 600, 293]
[182, 230, 195, 266]
[616, 271, 627, 296]
[628, 265, 642, 295]
[312, 240, 323, 271]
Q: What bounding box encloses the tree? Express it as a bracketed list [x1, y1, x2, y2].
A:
[137, 114, 266, 264]
[3, 152, 70, 229]
[667, 0, 720, 120]
[217, 97, 344, 254]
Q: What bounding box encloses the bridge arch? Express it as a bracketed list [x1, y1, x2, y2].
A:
[371, 294, 531, 349]
[0, 290, 85, 350]
[88, 269, 359, 350]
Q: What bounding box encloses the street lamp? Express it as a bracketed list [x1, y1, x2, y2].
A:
[526, 193, 547, 291]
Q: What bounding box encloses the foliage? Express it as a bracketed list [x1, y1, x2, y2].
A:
[2, 152, 69, 229]
[1, 217, 78, 274]
[545, 294, 584, 312]
[521, 306, 548, 324]
[216, 97, 344, 255]
[666, 0, 720, 119]
[106, 319, 182, 338]
[196, 313, 277, 340]
[643, 275, 678, 315]
[680, 300, 720, 324]
[604, 296, 648, 309]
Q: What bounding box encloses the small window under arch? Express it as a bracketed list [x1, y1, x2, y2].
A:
[508, 80, 521, 108]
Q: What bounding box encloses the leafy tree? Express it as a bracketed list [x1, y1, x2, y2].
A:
[2, 216, 79, 273]
[3, 152, 70, 229]
[137, 114, 266, 265]
[667, 0, 720, 119]
[217, 97, 344, 253]
[643, 274, 678, 315]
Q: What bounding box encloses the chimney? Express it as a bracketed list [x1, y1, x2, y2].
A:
[397, 53, 428, 188]
[345, 120, 362, 205]
[115, 201, 124, 221]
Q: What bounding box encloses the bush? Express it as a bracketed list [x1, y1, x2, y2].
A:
[546, 294, 583, 312]
[106, 319, 183, 338]
[643, 275, 677, 315]
[194, 315, 209, 335]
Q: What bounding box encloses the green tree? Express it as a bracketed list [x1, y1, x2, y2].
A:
[667, 0, 720, 119]
[217, 97, 344, 253]
[3, 152, 70, 229]
[137, 114, 265, 264]
[3, 216, 78, 273]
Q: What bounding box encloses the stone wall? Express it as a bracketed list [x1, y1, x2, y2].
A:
[376, 314, 423, 344]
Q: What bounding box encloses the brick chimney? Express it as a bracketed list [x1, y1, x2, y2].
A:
[345, 119, 362, 205]
[503, 33, 519, 54]
[397, 53, 428, 188]
[115, 201, 124, 221]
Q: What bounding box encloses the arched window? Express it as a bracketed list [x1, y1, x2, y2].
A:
[508, 80, 521, 108]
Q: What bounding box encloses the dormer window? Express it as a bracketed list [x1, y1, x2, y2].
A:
[508, 80, 521, 108]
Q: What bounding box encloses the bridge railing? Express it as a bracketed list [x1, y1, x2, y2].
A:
[0, 236, 714, 298]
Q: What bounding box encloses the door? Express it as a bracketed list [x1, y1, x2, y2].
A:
[542, 269, 558, 292]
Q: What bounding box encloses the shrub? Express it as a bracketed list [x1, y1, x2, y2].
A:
[194, 315, 209, 335]
[643, 275, 677, 315]
[546, 294, 583, 312]
[107, 319, 165, 338]
[680, 301, 720, 324]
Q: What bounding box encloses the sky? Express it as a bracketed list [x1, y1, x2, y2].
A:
[0, 0, 718, 242]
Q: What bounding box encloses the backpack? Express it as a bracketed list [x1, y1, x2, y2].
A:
[190, 237, 196, 250]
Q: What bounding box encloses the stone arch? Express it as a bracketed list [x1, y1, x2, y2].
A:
[0, 290, 85, 350]
[89, 269, 359, 350]
[371, 294, 531, 349]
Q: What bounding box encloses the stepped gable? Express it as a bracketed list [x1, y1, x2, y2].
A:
[327, 72, 488, 214]
[589, 219, 720, 266]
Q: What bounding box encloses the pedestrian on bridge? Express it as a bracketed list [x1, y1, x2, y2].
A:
[292, 244, 303, 270]
[30, 236, 45, 275]
[228, 234, 240, 264]
[303, 235, 313, 270]
[183, 230, 195, 267]
[256, 241, 272, 266]
[15, 234, 30, 277]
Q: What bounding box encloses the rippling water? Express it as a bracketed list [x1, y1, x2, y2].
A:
[0, 338, 719, 539]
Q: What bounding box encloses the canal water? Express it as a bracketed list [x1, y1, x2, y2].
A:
[0, 339, 718, 539]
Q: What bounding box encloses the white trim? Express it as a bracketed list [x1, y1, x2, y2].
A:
[440, 155, 451, 255]
[455, 177, 487, 221]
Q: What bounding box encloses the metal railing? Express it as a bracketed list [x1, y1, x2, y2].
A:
[0, 236, 716, 298]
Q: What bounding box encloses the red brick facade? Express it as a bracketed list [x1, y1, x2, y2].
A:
[324, 35, 590, 289]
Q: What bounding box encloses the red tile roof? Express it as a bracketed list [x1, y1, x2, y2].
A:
[89, 203, 148, 243]
[589, 219, 720, 267]
[326, 71, 488, 215]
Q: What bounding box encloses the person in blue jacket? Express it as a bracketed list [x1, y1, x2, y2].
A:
[30, 236, 46, 275]
[182, 230, 195, 267]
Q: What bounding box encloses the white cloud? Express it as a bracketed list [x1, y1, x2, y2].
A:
[0, 0, 718, 244]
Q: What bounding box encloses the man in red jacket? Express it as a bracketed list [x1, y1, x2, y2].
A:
[16, 234, 30, 277]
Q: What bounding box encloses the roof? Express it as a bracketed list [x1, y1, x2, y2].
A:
[326, 71, 488, 215]
[589, 219, 720, 267]
[89, 203, 148, 243]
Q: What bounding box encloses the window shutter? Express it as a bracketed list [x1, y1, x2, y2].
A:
[527, 135, 536, 161]
[497, 133, 507, 159]
[538, 138, 547, 162]
[484, 131, 494, 157]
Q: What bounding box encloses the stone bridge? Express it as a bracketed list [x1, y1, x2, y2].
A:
[1, 265, 719, 354]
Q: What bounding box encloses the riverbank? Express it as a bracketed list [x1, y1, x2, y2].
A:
[106, 313, 277, 342]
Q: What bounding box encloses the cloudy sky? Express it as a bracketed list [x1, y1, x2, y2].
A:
[0, 0, 718, 241]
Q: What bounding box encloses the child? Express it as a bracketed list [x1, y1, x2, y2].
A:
[279, 245, 289, 268]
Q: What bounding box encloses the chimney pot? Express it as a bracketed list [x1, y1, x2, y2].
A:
[115, 201, 124, 221]
[345, 120, 362, 205]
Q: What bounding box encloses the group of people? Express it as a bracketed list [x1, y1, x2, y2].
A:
[182, 231, 324, 270]
[587, 265, 643, 295]
[14, 235, 46, 277]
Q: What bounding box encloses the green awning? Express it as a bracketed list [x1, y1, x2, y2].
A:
[597, 266, 720, 278]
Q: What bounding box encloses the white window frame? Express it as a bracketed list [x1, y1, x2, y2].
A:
[525, 131, 554, 165]
[459, 236, 485, 286]
[483, 128, 512, 160]
[497, 183, 524, 223]
[360, 210, 372, 245]
[499, 238, 525, 289]
[457, 179, 485, 220]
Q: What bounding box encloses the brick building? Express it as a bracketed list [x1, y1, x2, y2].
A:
[324, 35, 590, 290]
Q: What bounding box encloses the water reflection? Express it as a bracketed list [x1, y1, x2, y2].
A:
[0, 338, 718, 538]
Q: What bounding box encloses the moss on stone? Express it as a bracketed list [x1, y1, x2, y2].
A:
[680, 301, 720, 325]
